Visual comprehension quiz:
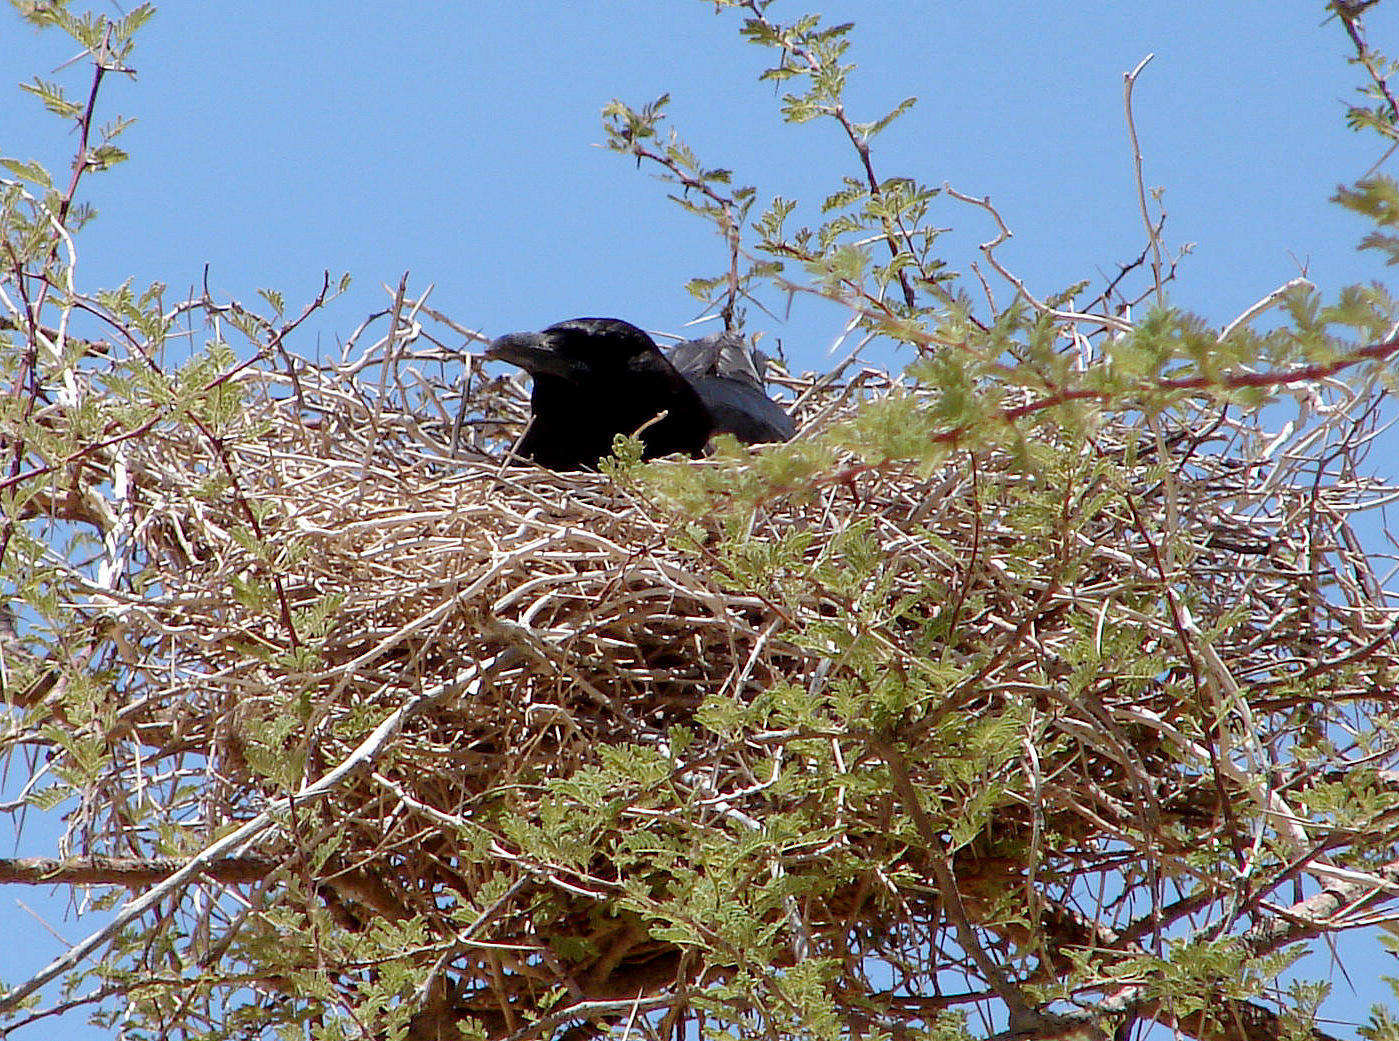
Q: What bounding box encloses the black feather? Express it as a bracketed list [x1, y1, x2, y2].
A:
[486, 317, 713, 470]
[667, 331, 796, 444]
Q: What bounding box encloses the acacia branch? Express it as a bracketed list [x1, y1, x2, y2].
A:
[0, 855, 275, 887]
[740, 0, 921, 312]
[611, 134, 745, 328]
[1334, 1, 1399, 131]
[0, 655, 503, 1014]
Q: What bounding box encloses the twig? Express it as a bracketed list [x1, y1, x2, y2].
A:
[942, 184, 1134, 333]
[1221, 276, 1315, 340]
[1123, 54, 1165, 309]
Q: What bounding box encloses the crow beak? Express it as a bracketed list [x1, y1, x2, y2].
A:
[485, 332, 582, 380]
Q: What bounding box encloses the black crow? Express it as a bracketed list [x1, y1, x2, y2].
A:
[667, 331, 797, 444]
[485, 317, 713, 470]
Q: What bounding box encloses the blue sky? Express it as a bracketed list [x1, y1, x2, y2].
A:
[3, 2, 1399, 1037]
[4, 3, 1396, 357]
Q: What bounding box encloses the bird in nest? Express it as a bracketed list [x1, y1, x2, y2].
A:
[486, 317, 795, 471]
[485, 317, 712, 470]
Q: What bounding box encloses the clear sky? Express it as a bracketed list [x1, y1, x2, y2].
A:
[4, 3, 1397, 360]
[3, 2, 1398, 1037]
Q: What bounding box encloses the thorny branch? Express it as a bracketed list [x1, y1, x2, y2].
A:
[604, 126, 747, 330]
[1334, 1, 1399, 132]
[740, 0, 923, 313]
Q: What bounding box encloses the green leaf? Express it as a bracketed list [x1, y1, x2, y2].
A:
[855, 95, 918, 139]
[19, 77, 83, 119]
[0, 157, 54, 188]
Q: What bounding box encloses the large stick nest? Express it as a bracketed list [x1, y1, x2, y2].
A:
[26, 326, 1399, 1037]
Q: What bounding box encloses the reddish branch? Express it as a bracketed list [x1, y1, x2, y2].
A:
[611, 133, 746, 329]
[2, 269, 336, 648]
[1334, 1, 1399, 130]
[799, 331, 1399, 498]
[0, 855, 275, 887]
[2, 25, 120, 567]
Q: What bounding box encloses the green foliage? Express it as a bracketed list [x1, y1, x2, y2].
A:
[18, 76, 85, 120]
[1365, 976, 1399, 1041]
[258, 287, 286, 316]
[606, 4, 952, 327]
[598, 430, 648, 478]
[1336, 176, 1399, 265]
